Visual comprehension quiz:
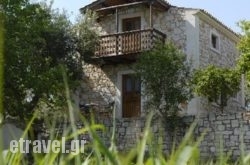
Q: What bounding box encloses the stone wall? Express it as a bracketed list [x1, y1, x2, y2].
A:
[153, 7, 187, 52]
[198, 19, 239, 68]
[36, 109, 250, 160]
[41, 110, 250, 159]
[79, 63, 147, 117]
[196, 111, 250, 159]
[96, 111, 250, 159]
[79, 63, 118, 108]
[94, 115, 188, 152]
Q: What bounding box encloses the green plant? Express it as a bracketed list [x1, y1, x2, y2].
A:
[192, 65, 240, 112]
[135, 42, 192, 118]
[237, 20, 250, 107]
[0, 9, 3, 121]
[74, 10, 99, 61]
[2, 0, 93, 122]
[0, 10, 5, 164]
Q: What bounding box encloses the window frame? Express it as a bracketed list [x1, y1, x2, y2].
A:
[210, 30, 220, 53]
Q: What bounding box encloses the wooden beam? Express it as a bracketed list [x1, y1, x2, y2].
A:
[149, 2, 152, 28]
[95, 1, 148, 12]
[155, 0, 170, 9]
[116, 8, 119, 33]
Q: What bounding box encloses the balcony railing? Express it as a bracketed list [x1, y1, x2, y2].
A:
[95, 28, 166, 57]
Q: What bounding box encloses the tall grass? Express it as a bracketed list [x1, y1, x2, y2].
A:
[0, 9, 3, 119]
[0, 11, 5, 164]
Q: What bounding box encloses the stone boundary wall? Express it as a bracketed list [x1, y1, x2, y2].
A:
[95, 111, 250, 159]
[37, 110, 250, 159]
[94, 115, 188, 153]
[196, 111, 250, 159]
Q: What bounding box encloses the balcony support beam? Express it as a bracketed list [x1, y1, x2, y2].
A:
[95, 1, 148, 12]
[116, 8, 119, 33]
[149, 2, 152, 28]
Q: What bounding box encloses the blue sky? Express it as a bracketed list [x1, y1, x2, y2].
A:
[53, 0, 250, 33]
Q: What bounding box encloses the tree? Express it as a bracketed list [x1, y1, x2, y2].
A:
[237, 21, 250, 106]
[2, 0, 95, 121]
[135, 43, 192, 117]
[74, 10, 99, 61]
[192, 65, 240, 112]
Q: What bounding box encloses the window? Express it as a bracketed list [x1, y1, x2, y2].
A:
[210, 31, 220, 52]
[122, 17, 141, 32]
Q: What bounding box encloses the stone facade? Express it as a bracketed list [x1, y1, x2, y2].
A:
[153, 7, 187, 52]
[82, 6, 189, 115]
[97, 6, 187, 51]
[68, 1, 248, 160]
[197, 14, 244, 113]
[199, 18, 239, 68]
[79, 63, 118, 108]
[79, 63, 150, 118]
[79, 5, 244, 116]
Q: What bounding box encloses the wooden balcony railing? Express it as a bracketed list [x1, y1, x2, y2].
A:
[95, 28, 166, 57]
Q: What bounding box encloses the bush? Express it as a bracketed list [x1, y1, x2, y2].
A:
[135, 42, 192, 117]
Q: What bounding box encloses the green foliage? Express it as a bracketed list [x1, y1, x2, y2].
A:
[1, 1, 95, 121]
[74, 10, 99, 61]
[237, 21, 250, 106]
[135, 43, 192, 117]
[237, 21, 250, 73]
[192, 65, 240, 111]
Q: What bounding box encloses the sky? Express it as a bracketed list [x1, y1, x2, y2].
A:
[52, 0, 250, 33]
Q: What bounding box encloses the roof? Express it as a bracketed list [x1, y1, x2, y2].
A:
[172, 6, 240, 42]
[198, 9, 240, 38]
[80, 0, 171, 13]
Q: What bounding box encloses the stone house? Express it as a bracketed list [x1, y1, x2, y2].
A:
[72, 0, 250, 157]
[78, 0, 245, 119]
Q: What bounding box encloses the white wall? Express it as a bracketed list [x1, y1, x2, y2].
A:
[184, 10, 202, 115]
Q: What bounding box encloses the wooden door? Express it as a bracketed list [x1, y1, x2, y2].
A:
[122, 74, 141, 118]
[122, 17, 141, 53]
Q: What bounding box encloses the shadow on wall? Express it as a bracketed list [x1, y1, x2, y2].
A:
[78, 63, 132, 112]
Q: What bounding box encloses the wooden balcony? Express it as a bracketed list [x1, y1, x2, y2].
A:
[93, 28, 166, 63]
